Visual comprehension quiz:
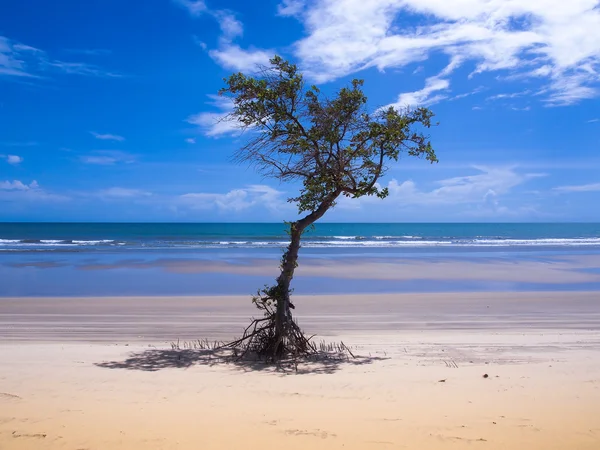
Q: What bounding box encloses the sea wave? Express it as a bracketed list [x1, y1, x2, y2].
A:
[0, 238, 118, 247]
[2, 236, 600, 250]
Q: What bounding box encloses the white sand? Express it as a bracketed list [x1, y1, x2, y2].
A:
[1, 293, 600, 449]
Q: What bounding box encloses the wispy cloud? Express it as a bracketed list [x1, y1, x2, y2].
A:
[0, 180, 67, 202]
[0, 180, 38, 191]
[207, 11, 271, 72]
[46, 61, 121, 78]
[0, 141, 38, 147]
[185, 138, 197, 144]
[487, 90, 532, 101]
[1, 154, 23, 165]
[80, 151, 135, 165]
[384, 57, 460, 108]
[65, 48, 111, 56]
[173, 1, 271, 73]
[554, 182, 600, 193]
[172, 0, 206, 17]
[1, 35, 121, 79]
[289, 0, 600, 106]
[173, 0, 241, 41]
[340, 166, 545, 216]
[214, 11, 244, 41]
[96, 187, 152, 199]
[387, 77, 450, 109]
[90, 132, 125, 141]
[0, 36, 40, 78]
[180, 185, 285, 212]
[588, 118, 599, 123]
[186, 95, 241, 137]
[208, 45, 272, 72]
[277, 0, 305, 17]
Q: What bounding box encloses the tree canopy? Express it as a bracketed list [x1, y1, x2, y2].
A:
[220, 56, 438, 222]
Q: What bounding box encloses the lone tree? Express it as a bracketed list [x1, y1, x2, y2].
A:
[220, 56, 438, 361]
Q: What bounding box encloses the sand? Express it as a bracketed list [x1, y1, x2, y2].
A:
[1, 292, 600, 449]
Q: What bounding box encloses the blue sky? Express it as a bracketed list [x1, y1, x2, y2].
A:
[0, 0, 599, 222]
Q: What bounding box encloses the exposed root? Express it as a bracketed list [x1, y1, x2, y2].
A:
[168, 333, 359, 373]
[175, 285, 356, 367]
[218, 299, 319, 363]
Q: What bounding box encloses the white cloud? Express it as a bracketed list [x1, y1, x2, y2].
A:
[214, 11, 244, 41]
[387, 76, 450, 108]
[289, 0, 600, 105]
[186, 95, 242, 137]
[340, 166, 544, 213]
[1, 154, 23, 165]
[97, 187, 152, 199]
[487, 90, 532, 101]
[173, 0, 243, 44]
[180, 185, 285, 212]
[0, 180, 67, 202]
[421, 166, 545, 204]
[65, 48, 112, 56]
[172, 1, 271, 73]
[541, 71, 598, 106]
[90, 132, 125, 141]
[277, 0, 305, 17]
[1, 35, 121, 79]
[588, 118, 599, 123]
[448, 86, 485, 101]
[554, 182, 600, 193]
[0, 141, 38, 147]
[80, 151, 135, 165]
[185, 138, 197, 144]
[172, 0, 206, 17]
[45, 61, 121, 78]
[0, 36, 39, 77]
[0, 180, 38, 191]
[208, 45, 272, 72]
[384, 57, 462, 108]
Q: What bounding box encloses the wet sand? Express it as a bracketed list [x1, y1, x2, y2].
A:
[1, 292, 600, 449]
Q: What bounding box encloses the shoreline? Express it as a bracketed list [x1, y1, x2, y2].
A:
[3, 253, 600, 298]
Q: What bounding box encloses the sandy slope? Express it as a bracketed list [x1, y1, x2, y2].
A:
[1, 293, 600, 449]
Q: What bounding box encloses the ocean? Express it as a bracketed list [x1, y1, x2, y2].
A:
[1, 223, 600, 296]
[1, 222, 600, 252]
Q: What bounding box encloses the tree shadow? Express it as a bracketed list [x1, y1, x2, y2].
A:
[95, 347, 388, 375]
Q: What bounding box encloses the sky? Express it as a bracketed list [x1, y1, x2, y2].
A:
[0, 0, 599, 222]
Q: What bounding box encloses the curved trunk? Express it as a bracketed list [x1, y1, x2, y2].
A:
[273, 190, 341, 344]
[274, 224, 301, 338]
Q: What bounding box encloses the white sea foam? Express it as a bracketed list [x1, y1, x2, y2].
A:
[0, 239, 21, 244]
[2, 236, 600, 249]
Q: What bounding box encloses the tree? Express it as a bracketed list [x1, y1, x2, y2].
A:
[220, 56, 438, 361]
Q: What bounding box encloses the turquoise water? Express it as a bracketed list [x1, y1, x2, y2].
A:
[1, 223, 600, 251]
[2, 223, 600, 296]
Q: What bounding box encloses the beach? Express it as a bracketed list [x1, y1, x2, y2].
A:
[2, 223, 600, 449]
[1, 291, 600, 450]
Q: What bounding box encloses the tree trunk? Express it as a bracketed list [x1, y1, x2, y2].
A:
[272, 190, 342, 350]
[274, 223, 302, 341]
